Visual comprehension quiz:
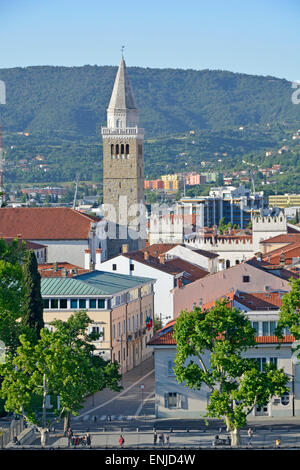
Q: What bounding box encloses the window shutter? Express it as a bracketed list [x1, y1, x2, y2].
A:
[164, 393, 169, 409]
[99, 327, 104, 341]
[177, 394, 182, 408]
[87, 326, 92, 335]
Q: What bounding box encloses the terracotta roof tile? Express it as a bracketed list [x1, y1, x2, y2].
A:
[38, 262, 89, 277]
[123, 250, 208, 281]
[260, 234, 300, 244]
[0, 207, 99, 240]
[148, 319, 295, 346]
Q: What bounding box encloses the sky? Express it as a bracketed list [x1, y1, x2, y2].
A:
[0, 0, 299, 81]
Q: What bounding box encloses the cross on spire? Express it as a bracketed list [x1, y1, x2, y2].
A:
[121, 45, 125, 58]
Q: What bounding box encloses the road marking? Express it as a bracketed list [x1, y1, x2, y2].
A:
[134, 391, 155, 418]
[78, 368, 154, 417]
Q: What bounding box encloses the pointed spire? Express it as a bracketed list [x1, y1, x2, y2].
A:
[108, 57, 137, 111]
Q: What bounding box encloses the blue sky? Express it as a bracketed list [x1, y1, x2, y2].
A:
[0, 0, 299, 80]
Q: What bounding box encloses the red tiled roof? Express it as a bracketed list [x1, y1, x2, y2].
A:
[262, 243, 300, 265]
[148, 319, 295, 346]
[260, 234, 300, 244]
[3, 237, 46, 250]
[234, 292, 283, 310]
[0, 208, 99, 240]
[141, 244, 181, 256]
[38, 262, 89, 278]
[123, 250, 208, 281]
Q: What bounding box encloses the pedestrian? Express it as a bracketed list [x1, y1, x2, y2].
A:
[165, 433, 170, 447]
[85, 433, 91, 447]
[159, 433, 164, 446]
[119, 435, 125, 448]
[275, 438, 281, 449]
[67, 427, 73, 448]
[153, 430, 157, 445]
[248, 427, 253, 447]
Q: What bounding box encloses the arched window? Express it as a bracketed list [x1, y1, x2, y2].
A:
[111, 144, 114, 157]
[235, 260, 240, 265]
[126, 144, 130, 157]
[226, 260, 231, 269]
[116, 144, 119, 156]
[121, 144, 124, 156]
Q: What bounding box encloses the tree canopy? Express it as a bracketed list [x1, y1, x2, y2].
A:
[173, 301, 289, 446]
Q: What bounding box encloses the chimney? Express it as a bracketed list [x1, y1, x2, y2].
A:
[159, 254, 165, 264]
[95, 248, 102, 269]
[144, 250, 149, 261]
[279, 252, 285, 267]
[178, 277, 183, 288]
[61, 268, 68, 278]
[84, 249, 91, 270]
[122, 244, 129, 254]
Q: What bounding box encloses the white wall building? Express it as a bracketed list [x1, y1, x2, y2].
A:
[148, 293, 300, 419]
[0, 207, 108, 268]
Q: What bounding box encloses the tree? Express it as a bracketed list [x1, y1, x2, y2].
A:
[173, 301, 289, 446]
[0, 311, 122, 446]
[0, 239, 26, 356]
[21, 250, 44, 340]
[276, 278, 300, 343]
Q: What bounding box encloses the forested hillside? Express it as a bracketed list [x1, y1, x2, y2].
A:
[0, 65, 299, 186]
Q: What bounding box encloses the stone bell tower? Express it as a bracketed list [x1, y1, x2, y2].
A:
[101, 57, 145, 258]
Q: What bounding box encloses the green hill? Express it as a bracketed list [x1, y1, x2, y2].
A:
[0, 65, 299, 136]
[0, 65, 299, 186]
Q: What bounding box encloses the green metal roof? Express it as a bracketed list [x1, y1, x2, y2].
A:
[41, 271, 154, 297]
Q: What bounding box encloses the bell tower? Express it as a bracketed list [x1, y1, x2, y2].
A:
[102, 57, 145, 258]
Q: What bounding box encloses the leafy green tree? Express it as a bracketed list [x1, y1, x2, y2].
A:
[173, 301, 289, 446]
[0, 311, 122, 446]
[21, 250, 44, 340]
[0, 239, 26, 356]
[276, 279, 300, 343]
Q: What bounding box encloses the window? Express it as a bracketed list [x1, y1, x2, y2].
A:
[118, 350, 121, 363]
[113, 325, 116, 340]
[262, 321, 269, 336]
[270, 321, 276, 335]
[98, 299, 105, 309]
[89, 299, 97, 309]
[118, 322, 121, 337]
[281, 392, 290, 406]
[243, 275, 250, 283]
[112, 264, 117, 271]
[130, 264, 134, 271]
[270, 357, 278, 368]
[71, 299, 78, 309]
[165, 392, 180, 408]
[79, 299, 86, 309]
[263, 321, 277, 336]
[252, 322, 259, 335]
[51, 299, 58, 309]
[254, 357, 267, 372]
[43, 299, 49, 309]
[167, 360, 175, 376]
[60, 299, 68, 309]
